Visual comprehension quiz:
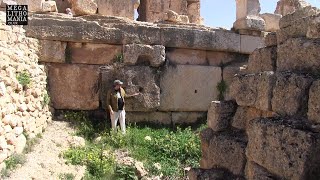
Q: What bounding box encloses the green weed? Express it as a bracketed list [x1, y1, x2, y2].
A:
[16, 71, 31, 89]
[59, 173, 75, 180]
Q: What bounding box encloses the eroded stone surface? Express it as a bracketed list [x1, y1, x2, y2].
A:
[259, 13, 281, 32]
[245, 161, 277, 180]
[38, 40, 66, 63]
[126, 112, 171, 124]
[172, 112, 206, 124]
[207, 101, 237, 132]
[247, 46, 277, 73]
[275, 0, 311, 16]
[69, 0, 97, 16]
[166, 48, 206, 65]
[308, 81, 320, 124]
[96, 0, 134, 19]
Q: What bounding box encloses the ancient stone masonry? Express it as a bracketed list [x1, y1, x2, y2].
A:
[0, 11, 52, 169]
[189, 4, 320, 180]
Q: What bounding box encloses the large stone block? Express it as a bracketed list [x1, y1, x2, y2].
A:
[308, 81, 320, 124]
[235, 0, 261, 20]
[69, 43, 122, 65]
[240, 35, 265, 54]
[200, 129, 247, 176]
[207, 101, 237, 132]
[245, 161, 277, 180]
[187, 2, 201, 24]
[166, 48, 206, 65]
[160, 65, 221, 111]
[188, 168, 244, 180]
[247, 46, 277, 73]
[48, 64, 100, 110]
[126, 112, 171, 124]
[207, 51, 248, 67]
[42, 0, 58, 12]
[38, 40, 66, 63]
[101, 66, 160, 112]
[307, 15, 320, 38]
[172, 112, 206, 124]
[275, 0, 311, 16]
[69, 0, 97, 16]
[259, 13, 281, 32]
[96, 0, 134, 19]
[272, 72, 313, 117]
[232, 106, 276, 130]
[277, 38, 320, 74]
[230, 72, 276, 111]
[233, 16, 266, 31]
[247, 117, 320, 179]
[123, 44, 165, 67]
[279, 6, 319, 28]
[264, 32, 277, 47]
[16, 0, 44, 12]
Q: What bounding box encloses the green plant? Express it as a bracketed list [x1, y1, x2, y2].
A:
[42, 93, 50, 107]
[64, 111, 96, 139]
[16, 71, 31, 88]
[1, 153, 26, 177]
[23, 133, 42, 153]
[114, 54, 124, 63]
[115, 164, 138, 180]
[217, 80, 228, 101]
[59, 173, 75, 180]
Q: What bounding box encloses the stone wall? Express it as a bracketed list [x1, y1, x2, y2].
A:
[189, 5, 320, 180]
[22, 13, 265, 125]
[0, 11, 52, 169]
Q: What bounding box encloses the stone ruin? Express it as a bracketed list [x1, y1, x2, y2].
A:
[188, 4, 320, 180]
[0, 0, 319, 178]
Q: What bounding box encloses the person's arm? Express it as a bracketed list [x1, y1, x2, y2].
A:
[106, 90, 114, 114]
[122, 88, 140, 98]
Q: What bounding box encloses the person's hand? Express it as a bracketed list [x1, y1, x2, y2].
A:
[133, 92, 140, 96]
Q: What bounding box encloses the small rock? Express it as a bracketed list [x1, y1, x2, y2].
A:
[67, 136, 85, 148]
[135, 161, 148, 178]
[14, 134, 26, 154]
[4, 125, 12, 133]
[0, 81, 6, 96]
[13, 127, 23, 136]
[94, 136, 102, 143]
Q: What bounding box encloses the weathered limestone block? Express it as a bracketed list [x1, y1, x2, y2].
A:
[280, 6, 319, 28]
[277, 38, 320, 74]
[166, 48, 207, 65]
[240, 35, 265, 54]
[307, 15, 320, 38]
[235, 0, 261, 20]
[179, 15, 190, 23]
[123, 44, 165, 67]
[69, 0, 97, 16]
[69, 43, 122, 65]
[101, 66, 160, 112]
[259, 13, 281, 32]
[187, 2, 201, 24]
[166, 10, 181, 23]
[246, 161, 277, 180]
[247, 46, 277, 73]
[230, 72, 276, 111]
[232, 106, 276, 130]
[200, 129, 247, 176]
[207, 101, 237, 132]
[247, 117, 320, 180]
[275, 0, 311, 16]
[126, 112, 171, 124]
[96, 0, 134, 19]
[54, 0, 72, 13]
[207, 51, 248, 67]
[172, 112, 206, 124]
[42, 0, 58, 12]
[38, 40, 66, 63]
[188, 168, 245, 180]
[15, 0, 45, 12]
[48, 64, 100, 110]
[308, 81, 320, 124]
[264, 32, 277, 47]
[13, 134, 26, 154]
[233, 16, 266, 31]
[272, 72, 313, 117]
[160, 65, 221, 111]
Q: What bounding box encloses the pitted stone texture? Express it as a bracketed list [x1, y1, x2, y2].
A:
[15, 0, 45, 12]
[259, 13, 281, 32]
[277, 38, 320, 74]
[101, 66, 160, 112]
[240, 35, 265, 54]
[247, 46, 277, 73]
[166, 48, 207, 65]
[275, 0, 311, 16]
[247, 117, 320, 180]
[200, 129, 247, 176]
[307, 15, 320, 38]
[96, 0, 134, 19]
[280, 6, 319, 28]
[308, 81, 320, 124]
[160, 65, 221, 111]
[42, 0, 58, 12]
[69, 0, 97, 15]
[207, 51, 248, 67]
[123, 44, 165, 67]
[235, 0, 261, 20]
[187, 2, 201, 24]
[233, 16, 266, 31]
[230, 72, 276, 111]
[126, 112, 171, 124]
[246, 161, 278, 180]
[264, 32, 277, 47]
[232, 106, 276, 130]
[48, 64, 100, 110]
[38, 40, 66, 63]
[172, 112, 206, 124]
[69, 43, 122, 65]
[207, 101, 237, 132]
[272, 72, 313, 117]
[188, 168, 245, 180]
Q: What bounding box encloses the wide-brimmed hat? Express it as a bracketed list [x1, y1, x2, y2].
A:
[114, 79, 123, 85]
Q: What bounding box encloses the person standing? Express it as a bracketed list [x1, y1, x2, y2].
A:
[106, 80, 139, 134]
